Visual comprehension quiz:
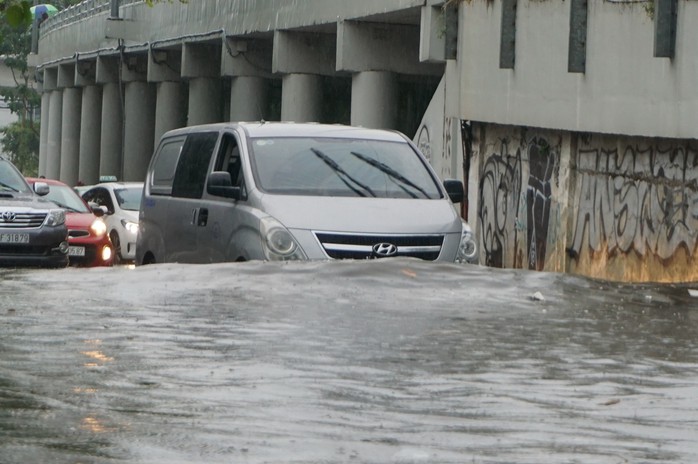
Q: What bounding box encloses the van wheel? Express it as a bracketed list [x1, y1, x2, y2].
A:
[110, 231, 122, 265]
[142, 252, 156, 265]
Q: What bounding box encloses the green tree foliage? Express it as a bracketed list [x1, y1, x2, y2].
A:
[0, 1, 81, 174]
[0, 1, 39, 174]
[0, 0, 186, 175]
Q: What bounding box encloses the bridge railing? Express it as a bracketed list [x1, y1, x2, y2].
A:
[40, 0, 144, 36]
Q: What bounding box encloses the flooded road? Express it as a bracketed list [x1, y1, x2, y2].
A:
[1, 259, 697, 463]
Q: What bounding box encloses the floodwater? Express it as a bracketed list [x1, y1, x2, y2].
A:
[0, 259, 697, 464]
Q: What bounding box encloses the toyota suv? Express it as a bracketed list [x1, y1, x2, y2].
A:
[137, 122, 477, 265]
[0, 158, 69, 267]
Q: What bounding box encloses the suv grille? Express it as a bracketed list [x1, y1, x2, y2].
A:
[315, 232, 444, 261]
[0, 212, 47, 229]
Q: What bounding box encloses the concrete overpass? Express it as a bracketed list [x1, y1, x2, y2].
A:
[32, 0, 447, 186]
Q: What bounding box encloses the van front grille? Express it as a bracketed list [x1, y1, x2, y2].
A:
[314, 232, 443, 261]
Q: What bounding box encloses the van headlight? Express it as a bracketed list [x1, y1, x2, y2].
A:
[260, 217, 307, 261]
[456, 221, 478, 264]
[45, 209, 66, 226]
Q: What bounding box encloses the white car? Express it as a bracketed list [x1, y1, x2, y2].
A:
[81, 182, 143, 263]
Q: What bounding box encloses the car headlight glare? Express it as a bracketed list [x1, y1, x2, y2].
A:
[101, 245, 113, 262]
[456, 222, 478, 264]
[121, 219, 139, 234]
[45, 209, 65, 226]
[90, 219, 107, 236]
[260, 217, 307, 261]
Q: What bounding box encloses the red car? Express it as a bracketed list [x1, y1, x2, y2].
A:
[26, 178, 114, 267]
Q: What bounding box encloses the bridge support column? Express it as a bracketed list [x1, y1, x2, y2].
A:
[45, 90, 63, 179]
[123, 81, 156, 181]
[99, 82, 123, 180]
[187, 77, 222, 126]
[281, 73, 321, 123]
[38, 92, 50, 177]
[229, 76, 269, 122]
[59, 87, 81, 186]
[350, 71, 398, 129]
[78, 85, 102, 185]
[154, 81, 185, 147]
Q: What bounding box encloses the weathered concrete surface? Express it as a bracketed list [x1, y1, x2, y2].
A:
[37, 0, 425, 64]
[457, 1, 698, 140]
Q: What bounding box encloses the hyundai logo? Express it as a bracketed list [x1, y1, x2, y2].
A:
[1, 211, 16, 222]
[372, 242, 398, 257]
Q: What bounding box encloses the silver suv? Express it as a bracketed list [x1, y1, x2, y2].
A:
[0, 158, 69, 267]
[137, 122, 477, 265]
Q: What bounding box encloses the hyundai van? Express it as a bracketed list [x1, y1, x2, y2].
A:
[136, 122, 477, 265]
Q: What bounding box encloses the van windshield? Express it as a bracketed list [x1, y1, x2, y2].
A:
[248, 137, 442, 199]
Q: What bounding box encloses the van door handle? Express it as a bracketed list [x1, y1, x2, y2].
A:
[197, 208, 209, 227]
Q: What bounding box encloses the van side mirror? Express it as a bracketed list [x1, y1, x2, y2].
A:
[443, 179, 464, 204]
[207, 171, 241, 200]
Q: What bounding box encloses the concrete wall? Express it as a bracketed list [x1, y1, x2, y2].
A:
[457, 0, 698, 139]
[413, 0, 698, 282]
[468, 122, 698, 283]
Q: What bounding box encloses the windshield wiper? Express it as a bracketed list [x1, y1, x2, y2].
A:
[0, 181, 19, 192]
[350, 151, 432, 199]
[311, 148, 375, 197]
[50, 200, 81, 212]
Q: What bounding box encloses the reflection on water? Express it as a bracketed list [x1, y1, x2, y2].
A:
[0, 260, 697, 463]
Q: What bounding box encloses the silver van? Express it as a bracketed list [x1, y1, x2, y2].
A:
[136, 122, 477, 265]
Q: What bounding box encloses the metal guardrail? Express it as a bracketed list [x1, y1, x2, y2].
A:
[40, 0, 144, 36]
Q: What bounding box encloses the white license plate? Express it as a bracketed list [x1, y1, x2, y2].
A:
[0, 233, 29, 244]
[68, 246, 86, 256]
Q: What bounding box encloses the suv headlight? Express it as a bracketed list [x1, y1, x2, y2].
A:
[455, 221, 478, 264]
[45, 209, 65, 227]
[260, 217, 307, 261]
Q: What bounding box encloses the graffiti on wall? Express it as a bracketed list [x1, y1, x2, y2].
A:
[478, 132, 559, 270]
[569, 142, 698, 261]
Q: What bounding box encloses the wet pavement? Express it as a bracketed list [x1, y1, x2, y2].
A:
[1, 259, 697, 463]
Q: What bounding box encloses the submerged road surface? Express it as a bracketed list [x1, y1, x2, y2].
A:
[0, 259, 697, 463]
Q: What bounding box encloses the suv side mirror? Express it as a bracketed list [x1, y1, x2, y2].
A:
[33, 182, 50, 196]
[443, 179, 464, 204]
[207, 171, 241, 200]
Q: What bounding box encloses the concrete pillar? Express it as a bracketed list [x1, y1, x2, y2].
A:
[45, 90, 63, 179]
[154, 81, 185, 148]
[351, 71, 398, 130]
[59, 87, 82, 186]
[187, 77, 222, 126]
[100, 82, 122, 180]
[281, 73, 321, 123]
[229, 76, 269, 122]
[123, 81, 156, 182]
[38, 92, 50, 177]
[78, 85, 102, 185]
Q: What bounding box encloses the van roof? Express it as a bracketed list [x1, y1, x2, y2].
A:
[162, 122, 408, 142]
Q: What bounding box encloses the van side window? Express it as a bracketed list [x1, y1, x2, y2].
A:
[171, 132, 218, 199]
[151, 137, 185, 196]
[214, 133, 243, 188]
